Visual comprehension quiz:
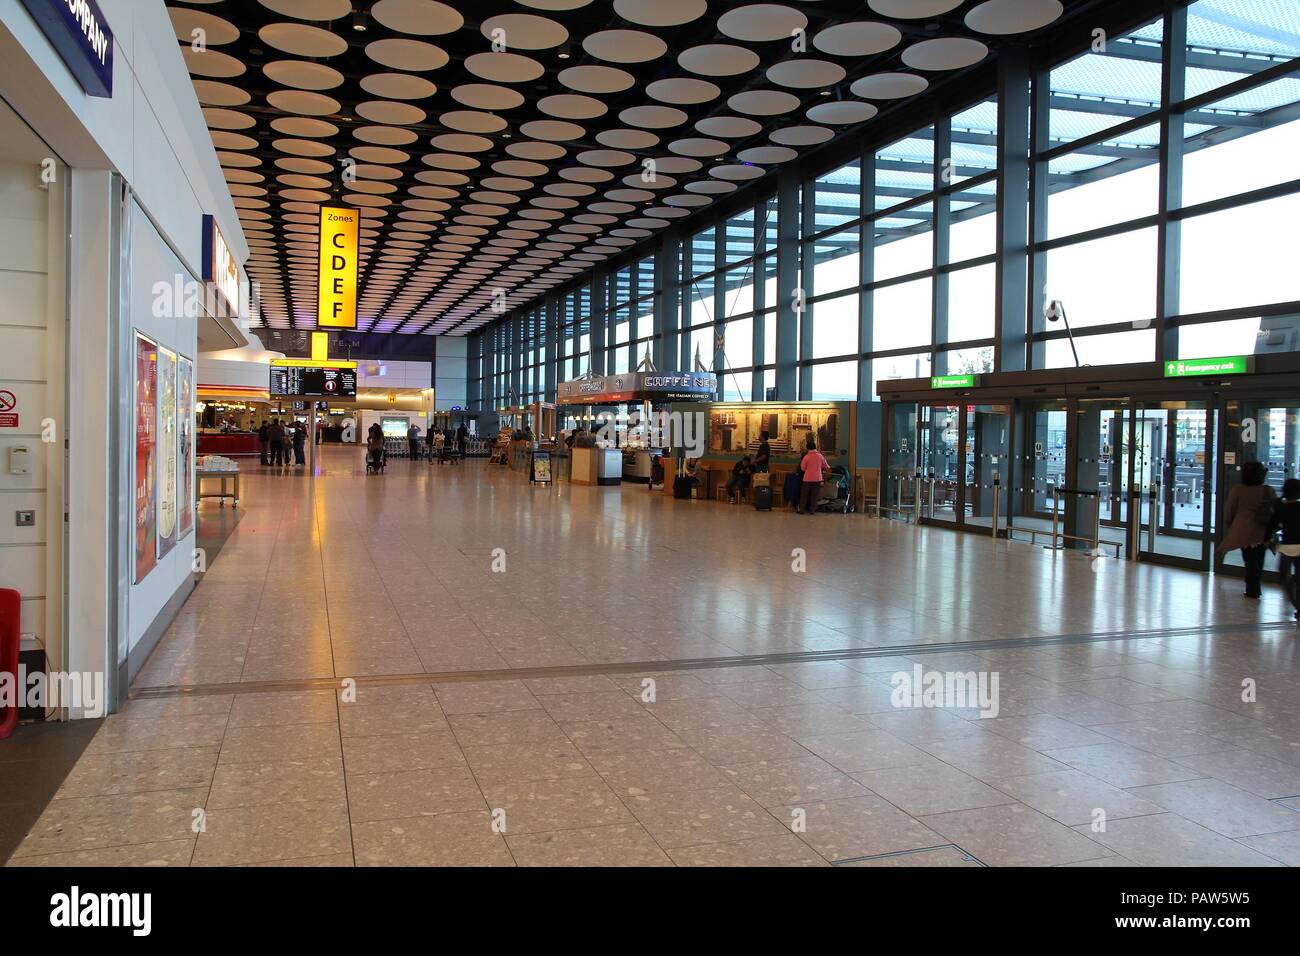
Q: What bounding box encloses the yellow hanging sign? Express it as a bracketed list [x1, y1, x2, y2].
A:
[317, 205, 359, 328]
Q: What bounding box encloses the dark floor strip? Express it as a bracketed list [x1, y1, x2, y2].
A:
[830, 843, 987, 867]
[128, 619, 1293, 700]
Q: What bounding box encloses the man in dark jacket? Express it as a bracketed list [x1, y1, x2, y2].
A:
[755, 431, 771, 472]
[293, 421, 307, 465]
[258, 420, 270, 465]
[456, 423, 468, 461]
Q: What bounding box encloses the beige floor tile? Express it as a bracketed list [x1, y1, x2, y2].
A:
[587, 747, 731, 796]
[854, 761, 1017, 816]
[481, 776, 634, 835]
[207, 757, 346, 810]
[84, 714, 229, 755]
[506, 824, 673, 866]
[720, 755, 869, 808]
[13, 788, 208, 859]
[1076, 813, 1284, 867]
[839, 846, 984, 867]
[779, 794, 945, 862]
[668, 834, 831, 867]
[218, 722, 341, 767]
[347, 765, 485, 822]
[1127, 778, 1300, 839]
[1173, 749, 1300, 799]
[560, 716, 690, 756]
[627, 785, 790, 849]
[338, 704, 449, 738]
[447, 709, 569, 747]
[4, 840, 196, 868]
[341, 732, 466, 775]
[58, 747, 218, 798]
[462, 741, 595, 788]
[921, 803, 1114, 866]
[193, 799, 352, 866]
[352, 812, 514, 867]
[1042, 743, 1204, 788]
[1236, 828, 1300, 865]
[988, 769, 1166, 827]
[227, 690, 338, 727]
[798, 730, 931, 773]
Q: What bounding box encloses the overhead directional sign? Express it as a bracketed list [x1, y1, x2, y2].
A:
[19, 0, 114, 96]
[317, 206, 359, 328]
[1164, 356, 1251, 378]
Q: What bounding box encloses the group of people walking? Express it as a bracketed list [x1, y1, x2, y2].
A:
[256, 418, 307, 467]
[1220, 460, 1300, 619]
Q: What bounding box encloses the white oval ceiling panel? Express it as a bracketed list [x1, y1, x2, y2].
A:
[867, 0, 962, 16]
[259, 0, 352, 20]
[613, 0, 705, 26]
[257, 22, 348, 57]
[710, 164, 765, 181]
[902, 37, 989, 71]
[430, 132, 493, 152]
[812, 21, 902, 57]
[371, 0, 464, 35]
[667, 138, 729, 157]
[770, 125, 833, 146]
[737, 145, 798, 164]
[193, 80, 251, 107]
[850, 72, 929, 99]
[583, 30, 667, 63]
[263, 60, 344, 91]
[766, 59, 847, 89]
[171, 8, 240, 45]
[480, 14, 569, 50]
[646, 78, 721, 105]
[507, 140, 566, 160]
[695, 116, 763, 139]
[360, 73, 438, 100]
[451, 84, 525, 110]
[538, 94, 608, 120]
[440, 110, 508, 134]
[677, 44, 761, 77]
[266, 90, 342, 115]
[728, 90, 801, 116]
[270, 116, 338, 137]
[557, 65, 635, 94]
[807, 101, 878, 124]
[356, 100, 426, 125]
[717, 4, 808, 42]
[519, 120, 585, 141]
[619, 105, 688, 129]
[577, 149, 636, 167]
[182, 47, 244, 78]
[965, 0, 1064, 35]
[596, 128, 659, 149]
[464, 52, 545, 83]
[366, 38, 449, 72]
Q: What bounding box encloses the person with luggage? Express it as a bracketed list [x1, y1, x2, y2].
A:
[257, 419, 270, 466]
[796, 439, 830, 515]
[726, 456, 755, 503]
[267, 418, 287, 466]
[456, 423, 468, 461]
[1219, 460, 1276, 599]
[1271, 477, 1300, 621]
[755, 431, 771, 473]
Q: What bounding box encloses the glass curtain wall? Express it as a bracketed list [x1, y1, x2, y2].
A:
[468, 0, 1298, 416]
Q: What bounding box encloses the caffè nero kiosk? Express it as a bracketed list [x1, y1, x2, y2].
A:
[876, 353, 1300, 577]
[557, 369, 718, 485]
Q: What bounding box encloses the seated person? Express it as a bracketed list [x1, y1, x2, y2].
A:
[685, 457, 702, 487]
[726, 456, 756, 502]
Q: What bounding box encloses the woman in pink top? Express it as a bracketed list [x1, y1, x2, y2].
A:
[796, 439, 830, 514]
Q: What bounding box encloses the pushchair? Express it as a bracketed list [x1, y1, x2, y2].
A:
[816, 465, 854, 513]
[366, 441, 386, 474]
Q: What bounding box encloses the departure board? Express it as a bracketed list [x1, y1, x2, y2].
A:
[270, 366, 357, 398]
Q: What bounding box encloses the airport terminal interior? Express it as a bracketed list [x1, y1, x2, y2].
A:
[1, 0, 1299, 872]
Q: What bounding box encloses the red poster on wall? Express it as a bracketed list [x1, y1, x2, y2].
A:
[134, 333, 158, 583]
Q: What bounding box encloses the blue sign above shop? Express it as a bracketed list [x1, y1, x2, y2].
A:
[19, 0, 114, 97]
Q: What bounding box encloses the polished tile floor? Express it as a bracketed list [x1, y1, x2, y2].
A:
[8, 448, 1300, 866]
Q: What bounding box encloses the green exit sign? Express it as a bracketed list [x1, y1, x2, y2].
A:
[1164, 356, 1251, 378]
[931, 374, 978, 389]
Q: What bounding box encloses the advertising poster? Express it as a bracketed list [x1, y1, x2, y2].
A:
[532, 451, 552, 484]
[156, 346, 178, 558]
[178, 355, 194, 537]
[133, 333, 157, 583]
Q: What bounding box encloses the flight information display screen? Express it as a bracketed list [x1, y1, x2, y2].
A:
[270, 366, 357, 398]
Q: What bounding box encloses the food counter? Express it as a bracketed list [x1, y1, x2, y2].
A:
[197, 431, 259, 457]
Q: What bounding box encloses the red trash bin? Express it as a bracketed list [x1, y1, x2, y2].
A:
[0, 587, 19, 739]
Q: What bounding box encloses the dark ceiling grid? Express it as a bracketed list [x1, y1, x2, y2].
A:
[167, 0, 1087, 337]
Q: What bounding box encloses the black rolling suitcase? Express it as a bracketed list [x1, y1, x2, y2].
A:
[753, 484, 773, 511]
[673, 475, 693, 499]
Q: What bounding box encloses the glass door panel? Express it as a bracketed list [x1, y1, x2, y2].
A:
[1220, 401, 1300, 569]
[1137, 401, 1213, 567]
[883, 402, 919, 521]
[966, 404, 1011, 534]
[1011, 400, 1068, 538]
[1074, 400, 1131, 556]
[919, 404, 960, 524]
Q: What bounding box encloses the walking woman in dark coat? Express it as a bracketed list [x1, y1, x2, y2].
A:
[1219, 460, 1276, 599]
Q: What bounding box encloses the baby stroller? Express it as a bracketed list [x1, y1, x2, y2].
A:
[365, 439, 386, 474]
[816, 465, 854, 513]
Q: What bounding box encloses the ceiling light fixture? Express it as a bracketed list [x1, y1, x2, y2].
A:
[352, 11, 368, 32]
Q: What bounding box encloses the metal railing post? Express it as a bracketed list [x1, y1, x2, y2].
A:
[991, 474, 1000, 538]
[1050, 487, 1060, 550]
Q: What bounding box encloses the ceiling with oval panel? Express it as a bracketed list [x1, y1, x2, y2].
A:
[170, 0, 1078, 334]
